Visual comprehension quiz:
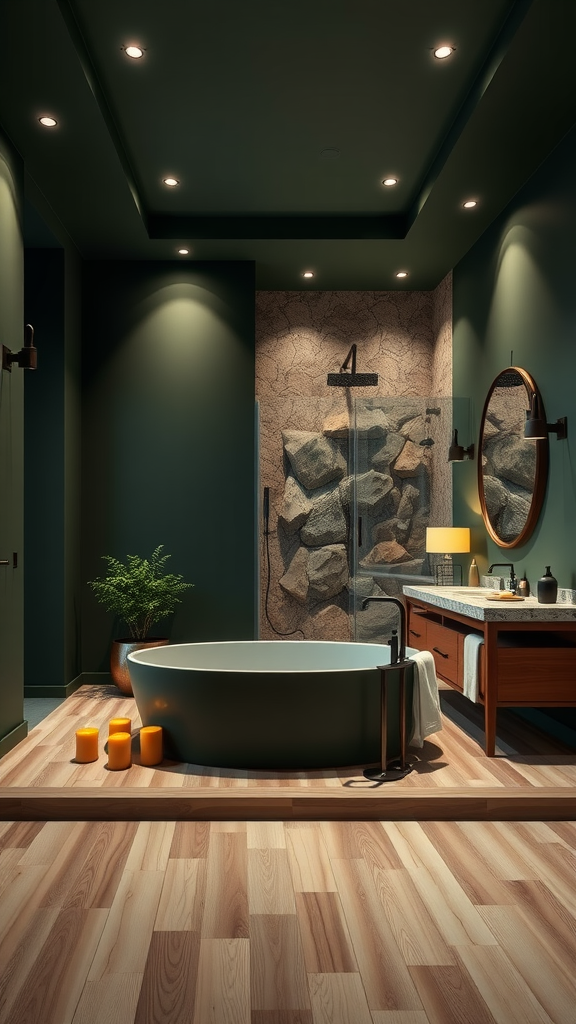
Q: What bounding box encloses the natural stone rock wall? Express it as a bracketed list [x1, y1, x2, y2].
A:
[256, 277, 453, 642]
[274, 402, 436, 630]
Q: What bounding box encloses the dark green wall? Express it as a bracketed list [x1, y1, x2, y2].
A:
[81, 260, 256, 672]
[453, 121, 576, 739]
[0, 127, 26, 753]
[453, 121, 576, 585]
[24, 247, 82, 695]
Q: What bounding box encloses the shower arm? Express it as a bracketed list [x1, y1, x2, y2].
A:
[340, 344, 357, 375]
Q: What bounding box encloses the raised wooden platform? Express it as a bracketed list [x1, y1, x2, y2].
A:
[1, 685, 575, 821]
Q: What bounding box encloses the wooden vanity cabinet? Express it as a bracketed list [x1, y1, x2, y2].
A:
[406, 595, 576, 756]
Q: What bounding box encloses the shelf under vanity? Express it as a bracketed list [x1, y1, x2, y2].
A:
[403, 585, 576, 757]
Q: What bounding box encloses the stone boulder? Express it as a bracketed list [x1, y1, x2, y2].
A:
[282, 431, 346, 489]
[340, 470, 394, 515]
[400, 414, 428, 445]
[308, 604, 350, 641]
[278, 476, 312, 535]
[279, 546, 309, 604]
[307, 545, 349, 601]
[300, 486, 347, 546]
[393, 440, 427, 478]
[360, 539, 412, 568]
[354, 406, 391, 438]
[322, 410, 350, 438]
[371, 432, 405, 472]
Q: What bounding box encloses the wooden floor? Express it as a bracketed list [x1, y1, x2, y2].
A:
[1, 816, 576, 1023]
[1, 685, 575, 820]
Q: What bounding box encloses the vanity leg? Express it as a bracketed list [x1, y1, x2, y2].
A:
[484, 623, 498, 757]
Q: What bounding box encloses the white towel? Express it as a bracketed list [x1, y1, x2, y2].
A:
[463, 633, 484, 703]
[408, 650, 442, 748]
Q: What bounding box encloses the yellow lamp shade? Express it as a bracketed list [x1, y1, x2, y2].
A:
[425, 527, 470, 554]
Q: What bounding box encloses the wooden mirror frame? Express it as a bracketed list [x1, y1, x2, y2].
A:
[477, 367, 549, 549]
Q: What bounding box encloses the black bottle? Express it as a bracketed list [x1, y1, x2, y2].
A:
[537, 566, 558, 604]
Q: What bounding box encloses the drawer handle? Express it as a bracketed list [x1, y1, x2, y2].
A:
[409, 629, 422, 638]
[433, 647, 449, 659]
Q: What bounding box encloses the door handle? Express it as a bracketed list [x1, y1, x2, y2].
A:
[0, 560, 9, 566]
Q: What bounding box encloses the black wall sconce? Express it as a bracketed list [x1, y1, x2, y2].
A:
[2, 324, 37, 372]
[448, 428, 475, 461]
[524, 391, 567, 440]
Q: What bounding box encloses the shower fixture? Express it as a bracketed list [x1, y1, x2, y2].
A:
[327, 344, 378, 387]
[419, 407, 440, 447]
[2, 324, 37, 372]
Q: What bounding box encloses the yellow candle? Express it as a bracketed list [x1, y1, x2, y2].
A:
[109, 717, 131, 736]
[107, 731, 132, 770]
[140, 726, 163, 766]
[75, 727, 99, 763]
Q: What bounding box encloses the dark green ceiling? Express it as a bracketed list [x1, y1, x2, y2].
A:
[1, 0, 575, 288]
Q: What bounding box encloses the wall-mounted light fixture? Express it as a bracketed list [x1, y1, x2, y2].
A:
[426, 527, 470, 586]
[448, 428, 475, 461]
[524, 391, 567, 440]
[2, 324, 37, 372]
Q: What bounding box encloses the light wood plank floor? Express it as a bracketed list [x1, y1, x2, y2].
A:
[1, 685, 575, 820]
[1, 817, 576, 1023]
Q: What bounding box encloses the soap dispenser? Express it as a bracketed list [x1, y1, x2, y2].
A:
[468, 558, 480, 587]
[517, 574, 530, 598]
[537, 566, 558, 604]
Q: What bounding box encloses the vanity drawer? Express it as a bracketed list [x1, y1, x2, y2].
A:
[426, 621, 459, 685]
[407, 616, 428, 651]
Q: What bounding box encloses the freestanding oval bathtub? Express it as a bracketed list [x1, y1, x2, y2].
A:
[128, 640, 416, 770]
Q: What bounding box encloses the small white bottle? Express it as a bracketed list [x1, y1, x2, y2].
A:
[468, 558, 480, 587]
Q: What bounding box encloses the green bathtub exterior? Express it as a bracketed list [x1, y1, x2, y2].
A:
[128, 641, 416, 770]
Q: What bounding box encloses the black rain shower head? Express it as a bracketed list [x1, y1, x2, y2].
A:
[327, 343, 378, 387]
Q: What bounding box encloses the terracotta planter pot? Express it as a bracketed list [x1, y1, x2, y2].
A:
[110, 638, 169, 696]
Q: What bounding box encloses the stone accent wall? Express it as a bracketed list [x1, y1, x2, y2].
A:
[256, 277, 453, 641]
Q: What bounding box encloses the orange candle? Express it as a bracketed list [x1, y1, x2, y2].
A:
[109, 717, 131, 736]
[75, 727, 99, 763]
[140, 726, 163, 766]
[107, 731, 132, 770]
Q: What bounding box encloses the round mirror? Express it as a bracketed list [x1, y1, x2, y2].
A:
[477, 367, 548, 548]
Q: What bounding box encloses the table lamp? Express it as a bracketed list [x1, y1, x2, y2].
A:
[426, 527, 470, 586]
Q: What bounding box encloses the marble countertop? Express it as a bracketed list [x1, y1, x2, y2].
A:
[402, 585, 576, 623]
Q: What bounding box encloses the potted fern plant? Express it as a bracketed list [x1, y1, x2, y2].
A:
[88, 545, 193, 695]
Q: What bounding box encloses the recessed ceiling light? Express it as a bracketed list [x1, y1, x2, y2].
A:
[302, 271, 314, 278]
[38, 116, 58, 127]
[434, 45, 454, 59]
[125, 45, 144, 59]
[177, 248, 190, 255]
[462, 199, 478, 209]
[163, 177, 179, 187]
[382, 177, 398, 187]
[395, 271, 408, 279]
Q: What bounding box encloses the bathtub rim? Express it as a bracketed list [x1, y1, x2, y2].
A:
[128, 638, 418, 674]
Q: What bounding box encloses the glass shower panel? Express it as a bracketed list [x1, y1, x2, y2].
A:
[258, 394, 469, 645]
[351, 397, 467, 643]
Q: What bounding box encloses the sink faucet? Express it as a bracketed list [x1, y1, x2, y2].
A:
[487, 563, 517, 593]
[361, 596, 406, 663]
